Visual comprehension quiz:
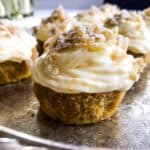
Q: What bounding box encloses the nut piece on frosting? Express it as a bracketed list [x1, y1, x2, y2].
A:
[105, 10, 150, 55]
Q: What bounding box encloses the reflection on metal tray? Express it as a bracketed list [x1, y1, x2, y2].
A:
[0, 66, 150, 150]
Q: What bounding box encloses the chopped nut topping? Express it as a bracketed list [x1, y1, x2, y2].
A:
[35, 6, 68, 42]
[134, 58, 145, 73]
[44, 24, 128, 56]
[49, 25, 116, 51]
[76, 6, 100, 21]
[105, 14, 121, 27]
[42, 6, 67, 24]
[105, 10, 143, 27]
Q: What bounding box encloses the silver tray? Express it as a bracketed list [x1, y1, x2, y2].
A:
[0, 65, 150, 150]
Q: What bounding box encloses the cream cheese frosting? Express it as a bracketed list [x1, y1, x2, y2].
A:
[105, 10, 150, 54]
[0, 22, 36, 63]
[32, 25, 144, 94]
[35, 6, 68, 42]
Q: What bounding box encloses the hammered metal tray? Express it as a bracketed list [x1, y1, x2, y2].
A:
[0, 65, 150, 150]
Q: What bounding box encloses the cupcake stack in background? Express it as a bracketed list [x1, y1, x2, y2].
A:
[0, 3, 150, 125]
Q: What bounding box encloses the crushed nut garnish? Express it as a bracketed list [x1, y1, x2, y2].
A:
[48, 25, 116, 52]
[105, 10, 144, 28]
[42, 6, 67, 24]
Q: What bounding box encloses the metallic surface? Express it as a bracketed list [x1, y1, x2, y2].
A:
[0, 65, 150, 150]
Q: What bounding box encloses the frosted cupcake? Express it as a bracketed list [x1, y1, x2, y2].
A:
[105, 10, 150, 58]
[0, 22, 37, 84]
[32, 25, 144, 125]
[34, 6, 68, 55]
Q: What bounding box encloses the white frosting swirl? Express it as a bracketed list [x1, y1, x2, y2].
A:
[106, 10, 150, 54]
[32, 25, 144, 94]
[0, 22, 36, 63]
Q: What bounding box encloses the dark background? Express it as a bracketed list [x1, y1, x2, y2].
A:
[34, 0, 150, 10]
[105, 0, 150, 9]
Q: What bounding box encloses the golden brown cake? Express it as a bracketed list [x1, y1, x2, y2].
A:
[32, 25, 144, 125]
[34, 6, 68, 55]
[0, 61, 30, 84]
[34, 83, 125, 125]
[0, 22, 37, 84]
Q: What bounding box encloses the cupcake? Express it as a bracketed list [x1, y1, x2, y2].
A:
[34, 6, 68, 55]
[32, 25, 144, 125]
[0, 22, 37, 84]
[105, 10, 150, 58]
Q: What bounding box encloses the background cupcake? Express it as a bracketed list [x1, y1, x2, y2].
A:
[0, 22, 37, 84]
[34, 6, 69, 55]
[105, 10, 150, 58]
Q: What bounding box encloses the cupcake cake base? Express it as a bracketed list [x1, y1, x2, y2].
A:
[0, 48, 37, 85]
[34, 83, 125, 125]
[0, 61, 31, 84]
